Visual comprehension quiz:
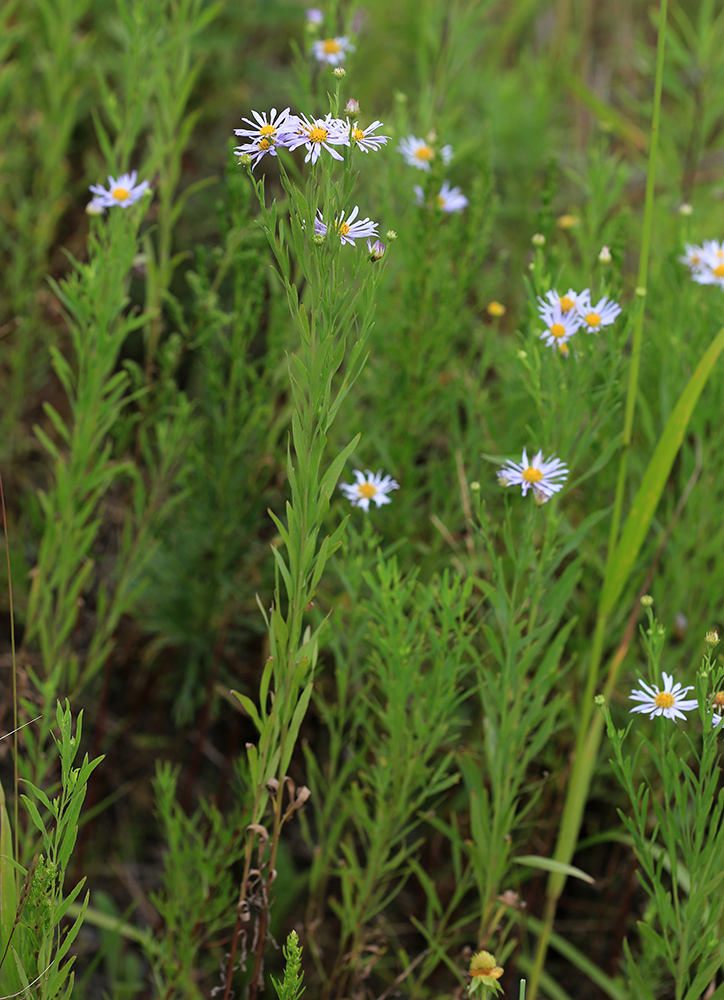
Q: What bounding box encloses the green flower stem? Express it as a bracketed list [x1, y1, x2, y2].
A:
[527, 3, 668, 998]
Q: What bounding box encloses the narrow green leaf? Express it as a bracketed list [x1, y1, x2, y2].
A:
[602, 321, 724, 617]
[230, 691, 263, 733]
[513, 855, 595, 884]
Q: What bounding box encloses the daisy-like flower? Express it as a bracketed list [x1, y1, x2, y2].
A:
[88, 171, 149, 209]
[679, 242, 705, 270]
[398, 135, 453, 171]
[629, 671, 698, 722]
[349, 120, 389, 153]
[539, 288, 580, 321]
[312, 36, 354, 65]
[539, 303, 580, 349]
[575, 289, 622, 333]
[689, 240, 724, 288]
[498, 448, 568, 501]
[314, 205, 378, 246]
[340, 469, 399, 511]
[285, 113, 349, 164]
[414, 180, 468, 213]
[233, 107, 297, 169]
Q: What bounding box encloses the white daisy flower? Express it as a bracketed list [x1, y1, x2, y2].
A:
[690, 241, 724, 287]
[340, 469, 399, 511]
[285, 113, 349, 164]
[539, 303, 580, 349]
[575, 290, 622, 333]
[538, 288, 580, 321]
[629, 671, 698, 722]
[678, 243, 705, 269]
[312, 36, 355, 65]
[88, 170, 149, 209]
[398, 135, 453, 171]
[414, 180, 468, 213]
[498, 448, 568, 500]
[349, 120, 389, 153]
[314, 205, 378, 246]
[233, 107, 297, 169]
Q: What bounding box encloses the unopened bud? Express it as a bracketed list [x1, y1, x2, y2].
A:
[531, 233, 545, 246]
[333, 67, 346, 78]
[344, 98, 360, 115]
[678, 203, 693, 216]
[640, 594, 654, 607]
[367, 238, 386, 262]
[598, 245, 612, 263]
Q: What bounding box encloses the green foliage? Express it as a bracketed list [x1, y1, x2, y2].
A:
[3, 1, 724, 999]
[0, 703, 102, 1000]
[271, 930, 305, 1000]
[607, 625, 724, 1000]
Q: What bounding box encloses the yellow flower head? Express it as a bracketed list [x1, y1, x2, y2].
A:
[556, 213, 580, 230]
[487, 301, 506, 317]
[468, 951, 504, 994]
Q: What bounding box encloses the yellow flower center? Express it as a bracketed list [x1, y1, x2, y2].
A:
[322, 38, 341, 54]
[358, 482, 377, 499]
[259, 124, 275, 136]
[352, 128, 365, 141]
[713, 691, 724, 708]
[522, 467, 544, 483]
[414, 145, 434, 161]
[559, 295, 575, 312]
[558, 342, 570, 356]
[691, 254, 699, 264]
[585, 312, 601, 327]
[336, 221, 351, 236]
[487, 301, 505, 317]
[714, 264, 724, 277]
[717, 249, 724, 259]
[112, 187, 130, 201]
[258, 137, 272, 151]
[550, 322, 566, 339]
[557, 213, 579, 229]
[308, 126, 328, 143]
[654, 691, 675, 709]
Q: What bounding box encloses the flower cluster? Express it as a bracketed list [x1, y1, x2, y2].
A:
[497, 448, 568, 504]
[233, 106, 389, 169]
[679, 239, 724, 289]
[537, 287, 622, 356]
[399, 133, 467, 213]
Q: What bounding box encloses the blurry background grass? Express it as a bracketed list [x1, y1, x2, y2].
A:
[2, 0, 724, 997]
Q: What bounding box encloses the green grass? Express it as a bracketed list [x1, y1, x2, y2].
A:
[2, 1, 724, 998]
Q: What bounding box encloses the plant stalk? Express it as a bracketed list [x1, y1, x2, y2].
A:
[527, 2, 668, 996]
